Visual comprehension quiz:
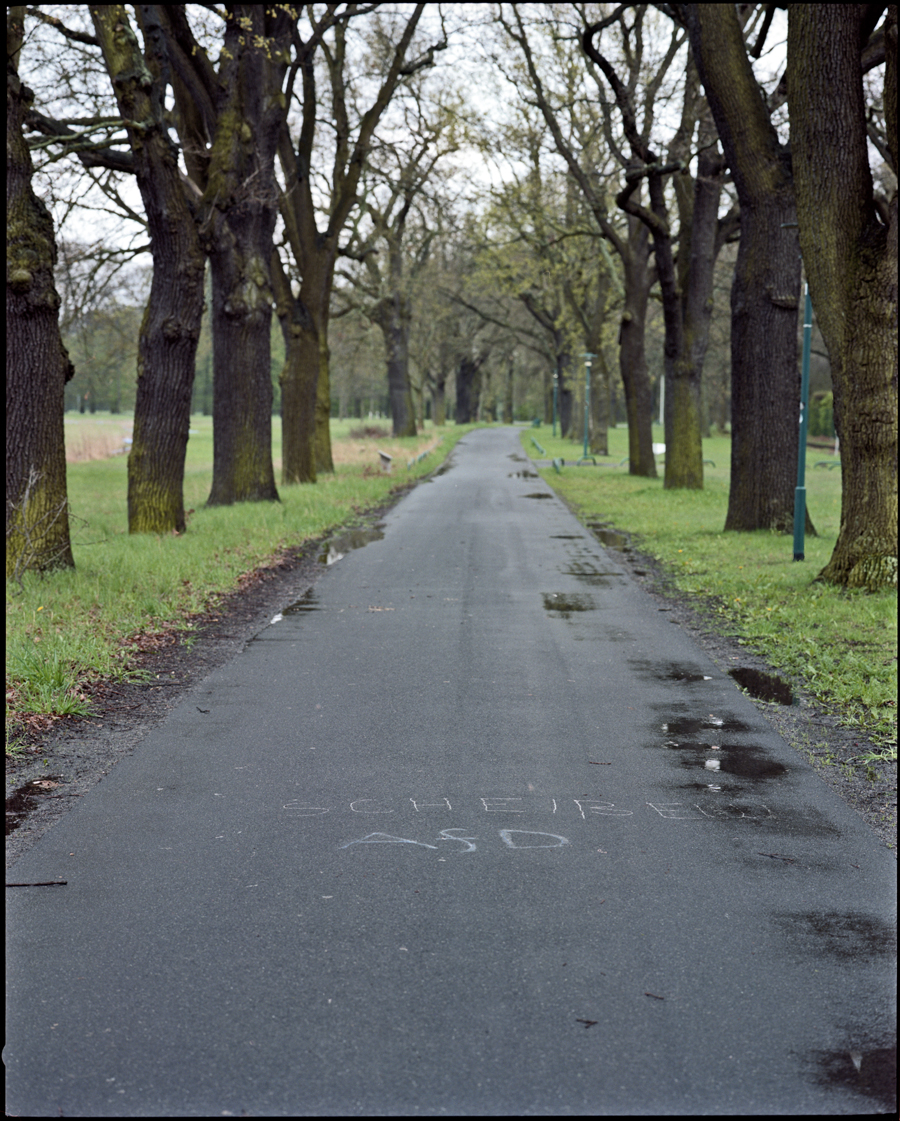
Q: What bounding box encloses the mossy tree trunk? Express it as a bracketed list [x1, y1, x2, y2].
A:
[6, 6, 74, 576]
[91, 5, 206, 534]
[686, 4, 815, 534]
[203, 7, 284, 507]
[789, 5, 897, 590]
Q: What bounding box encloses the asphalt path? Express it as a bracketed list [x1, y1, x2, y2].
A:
[6, 427, 896, 1116]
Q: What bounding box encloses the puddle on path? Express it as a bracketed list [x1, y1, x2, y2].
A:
[523, 492, 553, 499]
[543, 592, 596, 618]
[508, 471, 539, 479]
[729, 666, 794, 705]
[661, 714, 753, 735]
[283, 589, 319, 615]
[6, 776, 65, 835]
[663, 740, 788, 781]
[587, 522, 629, 549]
[810, 1044, 897, 1111]
[319, 525, 384, 565]
[631, 659, 715, 684]
[550, 535, 584, 540]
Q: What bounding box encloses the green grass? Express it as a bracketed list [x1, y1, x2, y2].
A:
[6, 417, 474, 746]
[524, 424, 897, 760]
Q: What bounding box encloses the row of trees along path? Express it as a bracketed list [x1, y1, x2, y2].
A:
[6, 4, 897, 591]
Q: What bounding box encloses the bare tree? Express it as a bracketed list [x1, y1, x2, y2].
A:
[583, 7, 736, 487]
[337, 81, 461, 436]
[273, 5, 447, 482]
[499, 5, 661, 476]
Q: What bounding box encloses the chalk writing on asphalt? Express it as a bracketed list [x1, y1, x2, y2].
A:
[280, 797, 775, 821]
[338, 829, 571, 851]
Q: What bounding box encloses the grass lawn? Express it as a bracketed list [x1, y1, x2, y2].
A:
[6, 415, 472, 743]
[523, 423, 896, 760]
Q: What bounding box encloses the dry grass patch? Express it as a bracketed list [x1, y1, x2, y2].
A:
[64, 417, 133, 463]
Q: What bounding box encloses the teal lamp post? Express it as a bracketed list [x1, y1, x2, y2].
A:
[793, 280, 813, 560]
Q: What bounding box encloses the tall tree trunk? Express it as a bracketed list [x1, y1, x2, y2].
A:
[91, 5, 206, 534]
[558, 352, 574, 439]
[6, 6, 74, 576]
[591, 348, 611, 456]
[455, 355, 484, 423]
[431, 349, 448, 426]
[204, 6, 281, 507]
[666, 137, 723, 490]
[620, 224, 658, 476]
[687, 3, 813, 533]
[314, 331, 334, 474]
[379, 296, 416, 437]
[725, 197, 805, 531]
[206, 235, 279, 505]
[660, 62, 729, 490]
[789, 4, 897, 589]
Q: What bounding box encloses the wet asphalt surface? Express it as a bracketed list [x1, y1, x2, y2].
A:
[5, 427, 896, 1116]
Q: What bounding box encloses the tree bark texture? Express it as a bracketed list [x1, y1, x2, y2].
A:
[207, 238, 279, 505]
[91, 5, 206, 534]
[687, 3, 810, 532]
[789, 5, 897, 589]
[6, 7, 74, 576]
[381, 301, 417, 437]
[557, 352, 574, 440]
[668, 130, 721, 488]
[455, 355, 484, 424]
[203, 7, 282, 506]
[619, 222, 658, 477]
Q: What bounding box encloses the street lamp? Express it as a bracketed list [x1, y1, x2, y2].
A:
[781, 223, 812, 561]
[578, 353, 597, 465]
[552, 369, 559, 438]
[793, 280, 813, 560]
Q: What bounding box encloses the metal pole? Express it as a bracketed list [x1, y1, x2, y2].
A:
[793, 280, 813, 560]
[582, 353, 595, 460]
[552, 371, 558, 438]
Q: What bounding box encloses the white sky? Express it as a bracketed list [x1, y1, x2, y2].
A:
[20, 5, 794, 268]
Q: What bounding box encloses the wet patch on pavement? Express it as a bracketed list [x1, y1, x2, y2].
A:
[542, 593, 597, 619]
[523, 492, 554, 499]
[662, 740, 789, 781]
[586, 522, 629, 550]
[806, 1039, 897, 1111]
[319, 525, 384, 565]
[729, 666, 794, 705]
[283, 589, 319, 615]
[771, 910, 896, 960]
[6, 777, 66, 836]
[630, 659, 716, 684]
[660, 713, 755, 735]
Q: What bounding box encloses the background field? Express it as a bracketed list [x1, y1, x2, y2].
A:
[6, 417, 896, 769]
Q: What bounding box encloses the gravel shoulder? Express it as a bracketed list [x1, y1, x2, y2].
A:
[7, 487, 896, 870]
